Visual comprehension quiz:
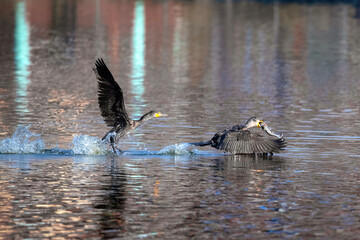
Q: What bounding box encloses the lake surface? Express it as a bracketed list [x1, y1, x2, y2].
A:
[1, 0, 360, 238]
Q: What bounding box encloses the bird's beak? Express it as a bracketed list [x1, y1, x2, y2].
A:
[257, 120, 264, 128]
[155, 112, 163, 118]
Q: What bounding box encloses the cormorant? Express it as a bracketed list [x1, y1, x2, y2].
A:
[93, 58, 163, 153]
[190, 117, 286, 155]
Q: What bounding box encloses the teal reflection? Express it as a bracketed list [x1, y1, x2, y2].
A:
[14, 1, 31, 115]
[131, 1, 146, 117]
[172, 14, 186, 75]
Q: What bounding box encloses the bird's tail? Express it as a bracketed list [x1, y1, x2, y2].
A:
[188, 140, 212, 147]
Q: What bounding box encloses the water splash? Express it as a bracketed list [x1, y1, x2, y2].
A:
[71, 135, 109, 155]
[158, 143, 200, 156]
[0, 127, 44, 154]
[0, 128, 215, 156]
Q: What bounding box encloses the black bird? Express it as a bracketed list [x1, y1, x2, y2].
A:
[93, 58, 163, 153]
[190, 117, 286, 155]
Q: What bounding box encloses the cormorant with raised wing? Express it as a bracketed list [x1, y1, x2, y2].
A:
[93, 58, 163, 153]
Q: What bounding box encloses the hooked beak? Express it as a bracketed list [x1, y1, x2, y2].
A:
[257, 120, 264, 128]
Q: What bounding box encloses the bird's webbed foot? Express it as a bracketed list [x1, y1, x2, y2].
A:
[109, 135, 123, 155]
[111, 145, 124, 155]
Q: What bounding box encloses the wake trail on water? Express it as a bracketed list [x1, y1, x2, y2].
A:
[0, 127, 216, 156]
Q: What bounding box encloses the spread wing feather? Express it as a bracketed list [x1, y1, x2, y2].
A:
[213, 128, 286, 154]
[93, 58, 130, 128]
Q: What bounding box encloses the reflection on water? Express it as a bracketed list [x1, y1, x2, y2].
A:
[95, 158, 127, 238]
[2, 153, 358, 238]
[14, 1, 30, 116]
[0, 0, 360, 238]
[131, 1, 146, 118]
[0, 154, 287, 238]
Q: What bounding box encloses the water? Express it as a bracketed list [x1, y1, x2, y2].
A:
[1, 0, 360, 238]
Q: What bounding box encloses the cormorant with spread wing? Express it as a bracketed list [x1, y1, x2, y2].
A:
[190, 117, 286, 155]
[93, 58, 163, 153]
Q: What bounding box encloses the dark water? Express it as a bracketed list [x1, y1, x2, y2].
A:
[1, 0, 360, 238]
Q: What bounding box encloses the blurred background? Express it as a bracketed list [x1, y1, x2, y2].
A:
[0, 0, 360, 238]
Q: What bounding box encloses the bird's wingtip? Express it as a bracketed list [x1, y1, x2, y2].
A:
[94, 58, 105, 67]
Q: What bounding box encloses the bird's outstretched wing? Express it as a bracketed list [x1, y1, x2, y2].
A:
[215, 128, 286, 154]
[93, 58, 130, 127]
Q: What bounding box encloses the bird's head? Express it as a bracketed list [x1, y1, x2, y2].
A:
[245, 116, 264, 129]
[139, 111, 165, 122]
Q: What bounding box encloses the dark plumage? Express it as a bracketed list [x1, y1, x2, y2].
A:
[190, 117, 286, 155]
[93, 58, 163, 153]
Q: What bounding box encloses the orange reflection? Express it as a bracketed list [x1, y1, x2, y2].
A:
[153, 180, 160, 197]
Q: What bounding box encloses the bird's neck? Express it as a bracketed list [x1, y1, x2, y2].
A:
[132, 112, 154, 129]
[132, 120, 142, 129]
[244, 123, 256, 129]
